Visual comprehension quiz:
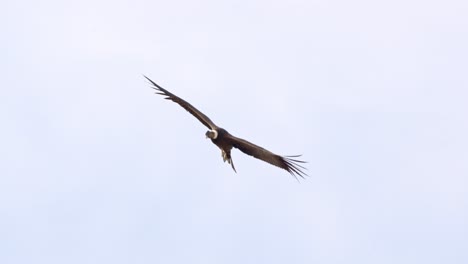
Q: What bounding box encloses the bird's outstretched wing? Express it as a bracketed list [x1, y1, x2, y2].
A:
[225, 134, 307, 179]
[145, 76, 218, 130]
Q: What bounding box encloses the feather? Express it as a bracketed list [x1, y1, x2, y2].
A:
[225, 134, 307, 179]
[144, 75, 218, 130]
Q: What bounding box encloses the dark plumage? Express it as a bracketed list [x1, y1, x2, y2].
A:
[145, 76, 307, 179]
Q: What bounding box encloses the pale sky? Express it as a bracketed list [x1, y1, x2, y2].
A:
[1, 0, 467, 263]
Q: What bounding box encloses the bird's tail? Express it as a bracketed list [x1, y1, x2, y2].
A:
[229, 158, 237, 173]
[222, 150, 237, 173]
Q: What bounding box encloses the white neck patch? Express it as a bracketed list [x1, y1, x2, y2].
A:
[211, 129, 218, 139]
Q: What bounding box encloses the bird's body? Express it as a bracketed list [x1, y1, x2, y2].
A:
[207, 127, 236, 171]
[145, 76, 307, 179]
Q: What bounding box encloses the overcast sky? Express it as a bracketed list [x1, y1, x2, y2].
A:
[1, 0, 467, 263]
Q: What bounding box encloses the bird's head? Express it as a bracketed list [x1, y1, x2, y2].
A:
[205, 130, 218, 139]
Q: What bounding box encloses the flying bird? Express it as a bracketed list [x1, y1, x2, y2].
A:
[145, 76, 307, 179]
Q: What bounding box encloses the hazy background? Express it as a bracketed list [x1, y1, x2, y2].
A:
[1, 0, 467, 263]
